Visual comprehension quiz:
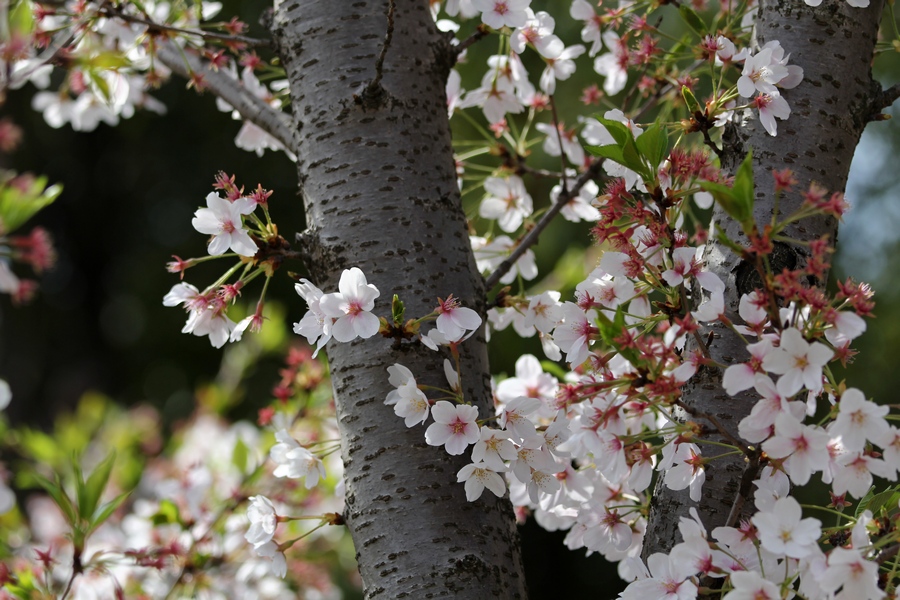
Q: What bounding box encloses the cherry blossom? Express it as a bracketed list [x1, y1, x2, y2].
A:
[510, 10, 563, 58]
[593, 30, 629, 95]
[619, 553, 698, 600]
[425, 401, 480, 455]
[762, 327, 833, 397]
[498, 396, 542, 440]
[820, 548, 884, 600]
[737, 48, 789, 97]
[551, 174, 600, 223]
[540, 44, 586, 94]
[293, 279, 332, 357]
[553, 302, 596, 366]
[830, 387, 889, 452]
[722, 339, 773, 396]
[457, 462, 507, 501]
[191, 192, 258, 257]
[751, 495, 821, 558]
[723, 571, 780, 600]
[662, 442, 706, 502]
[270, 430, 326, 488]
[471, 235, 538, 284]
[435, 295, 482, 339]
[471, 427, 517, 471]
[0, 379, 9, 411]
[389, 376, 431, 427]
[752, 93, 791, 137]
[474, 0, 531, 29]
[569, 0, 603, 56]
[479, 176, 534, 232]
[762, 412, 829, 485]
[252, 540, 288, 578]
[245, 495, 277, 549]
[318, 268, 381, 343]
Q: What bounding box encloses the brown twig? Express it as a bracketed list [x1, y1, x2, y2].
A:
[484, 158, 604, 289]
[674, 398, 751, 455]
[370, 0, 396, 91]
[455, 25, 489, 59]
[549, 95, 570, 195]
[153, 40, 296, 153]
[99, 7, 272, 47]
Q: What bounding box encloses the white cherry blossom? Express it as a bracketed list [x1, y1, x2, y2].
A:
[425, 401, 480, 455]
[457, 462, 507, 501]
[191, 192, 257, 257]
[319, 268, 381, 343]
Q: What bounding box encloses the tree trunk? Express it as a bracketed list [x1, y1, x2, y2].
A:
[643, 0, 886, 557]
[270, 1, 527, 597]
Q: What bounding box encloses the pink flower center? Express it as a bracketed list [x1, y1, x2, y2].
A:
[493, 1, 509, 16]
[221, 219, 236, 234]
[347, 301, 364, 316]
[753, 94, 773, 110]
[450, 418, 467, 435]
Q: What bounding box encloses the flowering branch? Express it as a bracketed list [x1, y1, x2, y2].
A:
[99, 7, 273, 47]
[154, 41, 296, 152]
[484, 158, 604, 289]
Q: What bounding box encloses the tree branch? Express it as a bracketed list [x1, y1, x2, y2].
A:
[878, 82, 900, 110]
[153, 40, 297, 153]
[455, 25, 489, 62]
[99, 7, 273, 47]
[484, 158, 604, 289]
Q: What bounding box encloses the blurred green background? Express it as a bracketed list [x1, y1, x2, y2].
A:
[2, 1, 899, 597]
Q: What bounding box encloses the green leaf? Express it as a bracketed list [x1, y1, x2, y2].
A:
[732, 151, 755, 221]
[9, 0, 35, 37]
[859, 486, 900, 517]
[0, 176, 62, 234]
[87, 490, 131, 535]
[80, 452, 116, 521]
[593, 116, 634, 147]
[232, 437, 249, 473]
[635, 123, 669, 172]
[586, 144, 626, 163]
[679, 4, 707, 37]
[151, 499, 183, 527]
[714, 229, 745, 255]
[595, 308, 641, 367]
[32, 473, 77, 526]
[699, 179, 753, 229]
[586, 117, 652, 179]
[855, 486, 877, 518]
[392, 294, 405, 325]
[681, 85, 702, 114]
[18, 428, 63, 465]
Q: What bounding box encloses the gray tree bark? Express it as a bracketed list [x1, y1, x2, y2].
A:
[643, 0, 888, 560]
[270, 0, 527, 597]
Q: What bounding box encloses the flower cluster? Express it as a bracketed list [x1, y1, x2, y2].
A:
[163, 174, 285, 347]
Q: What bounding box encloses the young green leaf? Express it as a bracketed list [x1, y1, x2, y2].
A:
[80, 451, 117, 521]
[679, 5, 707, 37]
[635, 123, 669, 172]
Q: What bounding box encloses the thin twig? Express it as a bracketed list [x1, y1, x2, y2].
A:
[153, 40, 296, 153]
[484, 159, 604, 289]
[632, 59, 704, 122]
[725, 450, 761, 528]
[549, 95, 569, 195]
[455, 25, 489, 59]
[99, 7, 272, 47]
[877, 544, 900, 565]
[674, 399, 751, 455]
[370, 0, 397, 91]
[516, 164, 563, 179]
